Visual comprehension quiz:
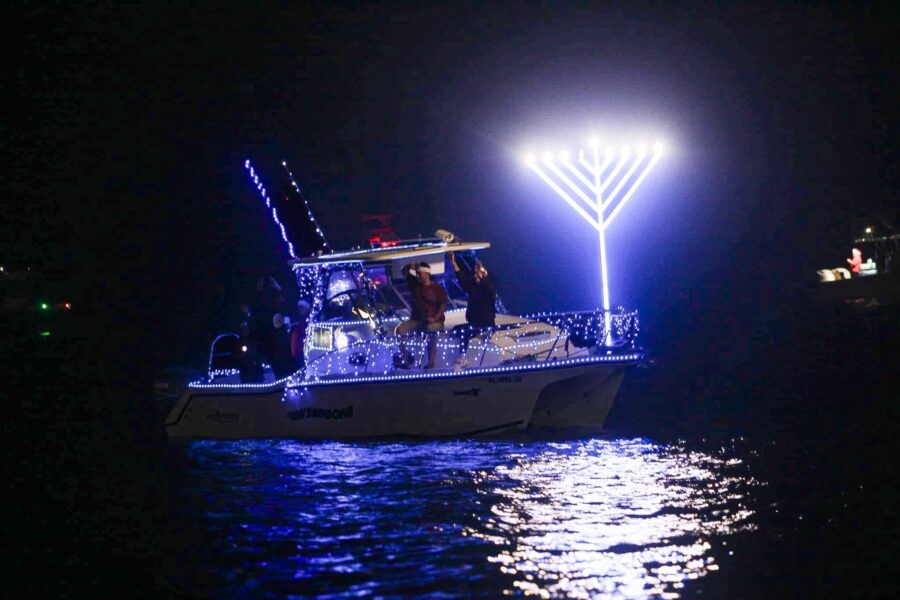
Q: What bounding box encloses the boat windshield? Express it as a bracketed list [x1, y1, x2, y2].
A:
[316, 251, 488, 322]
[318, 268, 375, 321]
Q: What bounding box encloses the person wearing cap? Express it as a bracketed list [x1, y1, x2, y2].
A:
[396, 262, 448, 368]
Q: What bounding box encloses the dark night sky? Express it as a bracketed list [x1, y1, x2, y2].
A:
[4, 3, 897, 371]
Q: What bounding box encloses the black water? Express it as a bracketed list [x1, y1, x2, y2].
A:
[6, 289, 898, 598]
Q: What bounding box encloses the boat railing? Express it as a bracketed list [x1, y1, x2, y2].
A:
[303, 308, 639, 381]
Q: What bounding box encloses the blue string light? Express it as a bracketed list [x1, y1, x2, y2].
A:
[244, 159, 297, 259]
[189, 352, 642, 391]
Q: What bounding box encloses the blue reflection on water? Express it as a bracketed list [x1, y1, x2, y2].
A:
[185, 438, 757, 598]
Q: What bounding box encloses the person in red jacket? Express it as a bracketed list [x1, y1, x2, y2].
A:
[847, 248, 863, 275]
[396, 262, 448, 368]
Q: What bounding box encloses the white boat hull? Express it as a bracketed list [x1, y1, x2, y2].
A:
[165, 360, 637, 439]
[530, 365, 627, 430]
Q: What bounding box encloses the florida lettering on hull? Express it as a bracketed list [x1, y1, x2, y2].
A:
[287, 406, 354, 421]
[488, 375, 523, 384]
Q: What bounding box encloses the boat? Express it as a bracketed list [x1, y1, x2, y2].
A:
[164, 161, 643, 439]
[815, 233, 900, 306]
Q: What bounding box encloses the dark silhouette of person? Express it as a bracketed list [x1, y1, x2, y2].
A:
[237, 321, 265, 383]
[290, 300, 311, 368]
[449, 251, 496, 328]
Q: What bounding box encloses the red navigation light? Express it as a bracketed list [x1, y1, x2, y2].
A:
[363, 214, 398, 248]
[64, 302, 72, 310]
[367, 237, 401, 248]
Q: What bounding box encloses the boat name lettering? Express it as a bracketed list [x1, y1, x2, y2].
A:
[287, 406, 354, 421]
[488, 375, 522, 384]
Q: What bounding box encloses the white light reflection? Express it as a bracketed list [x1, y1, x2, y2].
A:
[465, 439, 756, 598]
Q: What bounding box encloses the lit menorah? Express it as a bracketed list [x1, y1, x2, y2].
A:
[524, 138, 664, 345]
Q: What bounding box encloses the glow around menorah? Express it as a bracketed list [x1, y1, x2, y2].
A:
[523, 138, 664, 343]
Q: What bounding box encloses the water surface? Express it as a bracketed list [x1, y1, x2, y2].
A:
[184, 438, 758, 598]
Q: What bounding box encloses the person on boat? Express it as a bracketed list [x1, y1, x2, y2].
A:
[449, 251, 497, 368]
[290, 300, 311, 368]
[239, 302, 260, 340]
[251, 269, 291, 369]
[449, 251, 496, 328]
[269, 312, 296, 379]
[395, 262, 448, 369]
[237, 321, 265, 383]
[847, 248, 863, 275]
[255, 269, 289, 325]
[402, 262, 421, 293]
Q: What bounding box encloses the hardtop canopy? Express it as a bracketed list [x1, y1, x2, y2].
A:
[290, 241, 490, 267]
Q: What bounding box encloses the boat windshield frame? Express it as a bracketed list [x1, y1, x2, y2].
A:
[303, 259, 478, 325]
[294, 242, 496, 326]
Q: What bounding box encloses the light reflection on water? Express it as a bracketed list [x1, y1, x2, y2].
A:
[467, 441, 755, 598]
[185, 438, 757, 598]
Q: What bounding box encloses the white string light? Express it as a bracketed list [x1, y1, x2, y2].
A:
[196, 306, 639, 388]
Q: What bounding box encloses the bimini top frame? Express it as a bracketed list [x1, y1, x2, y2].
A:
[290, 241, 491, 267]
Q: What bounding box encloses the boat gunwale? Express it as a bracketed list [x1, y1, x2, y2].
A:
[187, 351, 643, 392]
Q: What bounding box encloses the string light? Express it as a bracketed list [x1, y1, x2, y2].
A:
[193, 304, 639, 388]
[302, 308, 638, 380]
[281, 160, 330, 252]
[210, 368, 241, 378]
[189, 352, 642, 391]
[244, 159, 297, 259]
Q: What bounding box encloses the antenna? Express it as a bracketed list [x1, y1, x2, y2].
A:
[281, 160, 330, 251]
